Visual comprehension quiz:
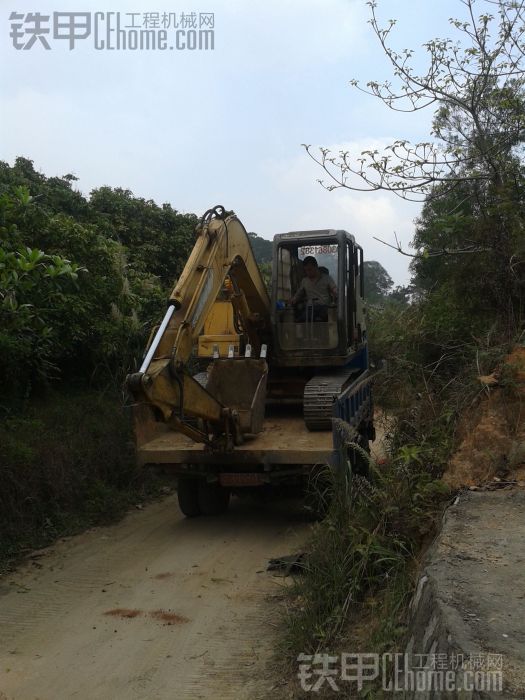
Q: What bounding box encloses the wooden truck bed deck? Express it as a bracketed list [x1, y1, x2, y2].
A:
[137, 415, 334, 467]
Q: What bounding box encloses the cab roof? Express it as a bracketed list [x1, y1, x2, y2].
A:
[273, 229, 356, 244]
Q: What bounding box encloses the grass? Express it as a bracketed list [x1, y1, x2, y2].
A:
[277, 334, 523, 697]
[277, 398, 453, 698]
[0, 387, 170, 573]
[281, 434, 449, 651]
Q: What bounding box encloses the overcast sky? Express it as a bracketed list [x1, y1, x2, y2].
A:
[1, 0, 463, 284]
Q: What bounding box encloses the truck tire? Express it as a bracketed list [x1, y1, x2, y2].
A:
[177, 477, 201, 517]
[198, 481, 230, 516]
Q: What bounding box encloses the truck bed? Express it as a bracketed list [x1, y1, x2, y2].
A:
[137, 415, 334, 467]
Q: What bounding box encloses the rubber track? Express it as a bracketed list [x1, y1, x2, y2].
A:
[303, 369, 358, 430]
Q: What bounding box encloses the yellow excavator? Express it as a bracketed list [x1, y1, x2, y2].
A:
[127, 205, 373, 516]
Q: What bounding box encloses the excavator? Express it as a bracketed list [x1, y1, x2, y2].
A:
[127, 205, 374, 516]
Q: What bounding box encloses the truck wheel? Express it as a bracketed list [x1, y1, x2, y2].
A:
[177, 477, 201, 517]
[198, 481, 230, 516]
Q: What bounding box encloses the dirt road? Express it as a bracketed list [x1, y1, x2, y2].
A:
[0, 495, 310, 700]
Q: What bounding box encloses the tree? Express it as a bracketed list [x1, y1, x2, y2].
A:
[305, 0, 525, 329]
[0, 160, 169, 398]
[305, 0, 525, 203]
[363, 260, 393, 303]
[0, 187, 84, 395]
[89, 186, 197, 287]
[248, 232, 273, 264]
[388, 284, 414, 305]
[0, 159, 285, 398]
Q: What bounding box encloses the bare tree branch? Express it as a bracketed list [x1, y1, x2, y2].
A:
[307, 0, 525, 203]
[373, 235, 491, 258]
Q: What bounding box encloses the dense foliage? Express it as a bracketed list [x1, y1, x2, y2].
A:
[248, 231, 272, 263]
[363, 260, 393, 304]
[0, 158, 272, 402]
[0, 158, 274, 563]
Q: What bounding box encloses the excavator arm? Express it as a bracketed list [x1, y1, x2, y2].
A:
[127, 206, 271, 451]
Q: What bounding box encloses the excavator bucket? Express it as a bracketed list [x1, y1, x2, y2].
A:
[206, 358, 268, 436]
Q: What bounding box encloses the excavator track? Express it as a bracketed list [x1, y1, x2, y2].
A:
[303, 369, 359, 430]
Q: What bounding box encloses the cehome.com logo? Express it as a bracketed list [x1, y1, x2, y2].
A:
[9, 11, 215, 51]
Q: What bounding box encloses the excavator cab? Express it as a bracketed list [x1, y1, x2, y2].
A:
[271, 230, 366, 368]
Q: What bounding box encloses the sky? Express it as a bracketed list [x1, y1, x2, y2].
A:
[1, 0, 464, 284]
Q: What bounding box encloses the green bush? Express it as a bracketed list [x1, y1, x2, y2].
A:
[0, 389, 165, 568]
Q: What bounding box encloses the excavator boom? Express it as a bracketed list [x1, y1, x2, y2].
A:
[127, 206, 271, 450]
